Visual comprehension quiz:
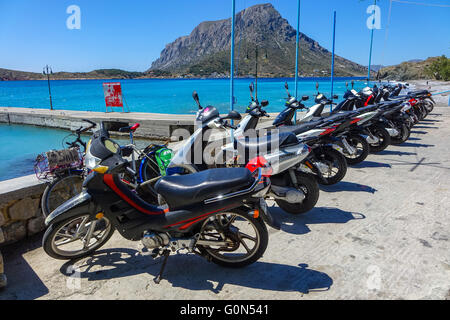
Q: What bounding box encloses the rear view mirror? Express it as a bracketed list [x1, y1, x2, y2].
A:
[284, 82, 289, 90]
[315, 82, 319, 91]
[226, 110, 242, 121]
[301, 95, 309, 101]
[249, 82, 254, 93]
[192, 91, 201, 109]
[333, 95, 339, 99]
[261, 100, 269, 107]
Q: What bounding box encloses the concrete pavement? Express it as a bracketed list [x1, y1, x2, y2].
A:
[1, 105, 449, 300]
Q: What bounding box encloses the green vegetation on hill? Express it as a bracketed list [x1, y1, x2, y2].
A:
[425, 55, 450, 81]
[378, 56, 449, 81]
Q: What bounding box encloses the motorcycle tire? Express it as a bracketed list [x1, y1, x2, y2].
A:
[390, 123, 410, 145]
[343, 134, 370, 165]
[275, 171, 319, 215]
[368, 125, 391, 153]
[313, 147, 348, 185]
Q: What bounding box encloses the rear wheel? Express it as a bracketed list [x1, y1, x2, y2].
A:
[197, 208, 268, 268]
[368, 125, 391, 153]
[390, 123, 410, 145]
[275, 171, 319, 215]
[343, 134, 369, 165]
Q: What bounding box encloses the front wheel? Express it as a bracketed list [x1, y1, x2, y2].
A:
[390, 123, 410, 145]
[313, 147, 348, 185]
[342, 134, 369, 165]
[275, 171, 319, 215]
[41, 173, 84, 217]
[197, 208, 268, 268]
[43, 213, 114, 260]
[368, 125, 391, 153]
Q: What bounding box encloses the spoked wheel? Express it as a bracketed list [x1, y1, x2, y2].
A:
[313, 147, 347, 185]
[390, 123, 410, 145]
[41, 173, 84, 217]
[197, 209, 268, 268]
[368, 125, 391, 153]
[43, 213, 114, 260]
[342, 134, 369, 165]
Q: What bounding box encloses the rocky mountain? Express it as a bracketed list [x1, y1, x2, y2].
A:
[149, 3, 369, 77]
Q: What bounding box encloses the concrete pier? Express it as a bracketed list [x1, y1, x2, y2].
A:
[0, 107, 199, 140]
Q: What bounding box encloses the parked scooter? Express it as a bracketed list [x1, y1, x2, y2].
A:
[43, 123, 279, 283]
[168, 91, 320, 215]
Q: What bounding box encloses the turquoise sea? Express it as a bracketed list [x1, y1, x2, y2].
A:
[0, 77, 367, 181]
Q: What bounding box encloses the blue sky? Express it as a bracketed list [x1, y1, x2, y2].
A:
[0, 0, 449, 72]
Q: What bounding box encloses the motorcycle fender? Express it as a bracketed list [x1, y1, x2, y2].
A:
[256, 198, 281, 230]
[45, 191, 94, 226]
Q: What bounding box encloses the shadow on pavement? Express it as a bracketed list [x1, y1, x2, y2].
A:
[413, 125, 438, 129]
[351, 161, 392, 168]
[270, 206, 365, 235]
[0, 233, 49, 300]
[60, 248, 333, 294]
[320, 181, 377, 194]
[375, 150, 417, 156]
[397, 142, 435, 148]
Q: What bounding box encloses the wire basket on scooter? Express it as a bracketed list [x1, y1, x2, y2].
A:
[34, 147, 83, 181]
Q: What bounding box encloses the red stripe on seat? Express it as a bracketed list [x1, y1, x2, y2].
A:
[103, 174, 163, 215]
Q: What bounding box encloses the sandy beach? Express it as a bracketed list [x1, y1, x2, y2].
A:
[408, 79, 450, 106]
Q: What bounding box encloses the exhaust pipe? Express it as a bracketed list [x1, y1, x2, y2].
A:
[269, 185, 305, 203]
[386, 128, 399, 137]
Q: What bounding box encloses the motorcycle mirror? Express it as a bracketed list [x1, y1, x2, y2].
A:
[249, 82, 254, 93]
[333, 95, 339, 99]
[192, 91, 202, 109]
[261, 100, 269, 107]
[284, 82, 291, 97]
[301, 95, 309, 101]
[315, 82, 319, 92]
[226, 110, 242, 121]
[351, 80, 355, 89]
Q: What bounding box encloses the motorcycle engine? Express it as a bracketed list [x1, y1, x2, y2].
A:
[142, 232, 170, 249]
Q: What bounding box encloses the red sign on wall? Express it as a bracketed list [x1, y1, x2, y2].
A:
[103, 82, 124, 111]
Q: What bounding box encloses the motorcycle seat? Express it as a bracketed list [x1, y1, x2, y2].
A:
[276, 119, 325, 135]
[155, 168, 254, 210]
[234, 131, 299, 154]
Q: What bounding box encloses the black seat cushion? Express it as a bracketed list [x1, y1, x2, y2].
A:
[155, 168, 253, 210]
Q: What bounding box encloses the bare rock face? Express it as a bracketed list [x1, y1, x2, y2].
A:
[149, 3, 367, 77]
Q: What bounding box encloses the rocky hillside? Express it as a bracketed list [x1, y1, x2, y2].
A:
[149, 3, 369, 77]
[0, 68, 172, 81]
[377, 57, 440, 81]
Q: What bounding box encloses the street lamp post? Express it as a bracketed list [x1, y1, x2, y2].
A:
[43, 65, 53, 110]
[245, 46, 268, 100]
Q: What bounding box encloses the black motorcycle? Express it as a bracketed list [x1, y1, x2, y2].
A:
[42, 125, 279, 283]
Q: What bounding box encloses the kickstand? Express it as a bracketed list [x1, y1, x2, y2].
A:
[153, 249, 170, 284]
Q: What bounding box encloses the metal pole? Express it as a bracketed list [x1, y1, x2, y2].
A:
[230, 0, 236, 133]
[44, 65, 53, 110]
[368, 0, 377, 84]
[330, 11, 336, 112]
[294, 0, 301, 123]
[255, 47, 258, 100]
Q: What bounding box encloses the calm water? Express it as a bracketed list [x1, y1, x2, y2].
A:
[0, 77, 368, 181]
[0, 77, 367, 114]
